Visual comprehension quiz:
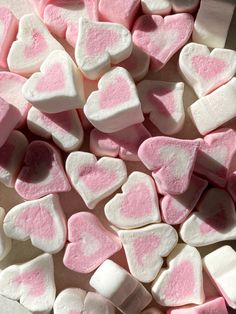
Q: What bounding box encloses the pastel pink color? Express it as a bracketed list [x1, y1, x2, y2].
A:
[228, 171, 236, 202]
[36, 62, 65, 92]
[133, 14, 194, 70]
[147, 87, 175, 117]
[29, 0, 51, 16]
[90, 124, 151, 161]
[161, 175, 208, 225]
[63, 212, 121, 273]
[138, 137, 200, 195]
[200, 207, 227, 235]
[0, 7, 18, 69]
[99, 0, 140, 29]
[134, 234, 160, 265]
[15, 141, 71, 200]
[24, 28, 48, 59]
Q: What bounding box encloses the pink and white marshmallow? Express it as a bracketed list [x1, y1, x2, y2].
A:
[105, 171, 161, 229]
[179, 43, 236, 98]
[84, 67, 144, 133]
[188, 78, 236, 135]
[152, 244, 205, 306]
[3, 194, 67, 254]
[53, 287, 115, 314]
[137, 80, 185, 135]
[0, 7, 18, 69]
[63, 212, 121, 273]
[0, 130, 28, 188]
[66, 151, 127, 209]
[90, 124, 151, 161]
[180, 188, 236, 247]
[22, 50, 85, 113]
[44, 0, 98, 47]
[75, 18, 132, 80]
[132, 13, 194, 71]
[138, 136, 200, 195]
[15, 141, 71, 200]
[161, 175, 208, 225]
[7, 13, 64, 76]
[0, 253, 56, 313]
[0, 295, 31, 314]
[203, 245, 236, 309]
[141, 0, 199, 15]
[27, 108, 84, 152]
[0, 207, 11, 261]
[119, 223, 178, 283]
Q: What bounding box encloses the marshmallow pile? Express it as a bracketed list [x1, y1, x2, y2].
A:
[0, 0, 236, 313]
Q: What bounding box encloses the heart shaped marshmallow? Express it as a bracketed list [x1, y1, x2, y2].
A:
[4, 194, 66, 253]
[7, 13, 64, 76]
[0, 207, 11, 261]
[0, 253, 56, 313]
[90, 124, 151, 161]
[15, 140, 71, 200]
[105, 171, 161, 229]
[27, 107, 84, 152]
[44, 0, 98, 47]
[66, 151, 127, 209]
[160, 175, 208, 225]
[179, 43, 236, 98]
[138, 136, 200, 195]
[0, 7, 18, 69]
[63, 212, 122, 273]
[119, 223, 178, 282]
[22, 50, 85, 113]
[194, 128, 236, 187]
[180, 188, 236, 246]
[132, 13, 194, 71]
[152, 244, 205, 306]
[137, 80, 185, 135]
[75, 18, 132, 80]
[84, 67, 144, 133]
[0, 295, 31, 314]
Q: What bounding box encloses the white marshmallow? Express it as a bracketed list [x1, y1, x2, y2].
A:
[85, 292, 115, 314]
[84, 67, 144, 133]
[0, 0, 35, 18]
[172, 0, 199, 13]
[0, 253, 56, 313]
[75, 18, 132, 80]
[0, 207, 11, 261]
[0, 295, 31, 314]
[22, 50, 85, 113]
[192, 0, 235, 48]
[141, 0, 171, 15]
[188, 78, 236, 135]
[203, 245, 236, 309]
[3, 194, 66, 254]
[137, 80, 185, 135]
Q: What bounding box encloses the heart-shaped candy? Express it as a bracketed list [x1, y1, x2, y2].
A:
[90, 124, 151, 161]
[66, 151, 127, 209]
[84, 67, 144, 133]
[4, 194, 67, 253]
[137, 80, 185, 135]
[75, 18, 132, 80]
[132, 13, 194, 71]
[138, 137, 200, 195]
[7, 13, 64, 76]
[0, 207, 11, 261]
[27, 107, 84, 152]
[194, 128, 236, 187]
[15, 140, 71, 200]
[0, 295, 31, 314]
[180, 188, 236, 246]
[44, 0, 98, 47]
[119, 223, 178, 282]
[152, 244, 205, 306]
[105, 171, 161, 229]
[161, 175, 208, 225]
[22, 50, 85, 113]
[63, 212, 122, 273]
[0, 253, 56, 313]
[0, 7, 18, 69]
[179, 43, 236, 98]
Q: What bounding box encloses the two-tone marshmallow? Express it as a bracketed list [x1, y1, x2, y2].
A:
[152, 244, 205, 306]
[0, 207, 11, 261]
[141, 0, 199, 15]
[63, 212, 121, 273]
[119, 224, 178, 282]
[105, 172, 161, 229]
[4, 194, 66, 253]
[84, 67, 144, 133]
[75, 18, 132, 80]
[137, 80, 185, 135]
[0, 253, 56, 313]
[0, 295, 31, 314]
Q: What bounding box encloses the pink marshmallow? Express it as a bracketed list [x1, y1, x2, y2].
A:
[29, 0, 51, 17]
